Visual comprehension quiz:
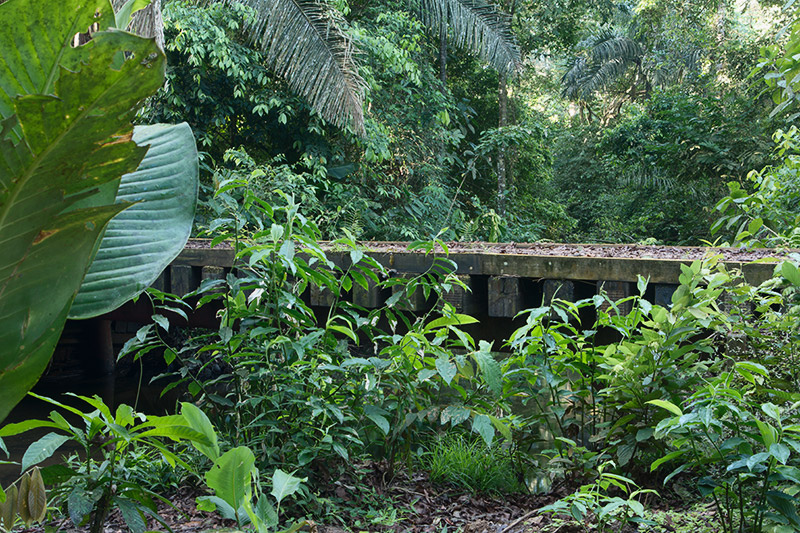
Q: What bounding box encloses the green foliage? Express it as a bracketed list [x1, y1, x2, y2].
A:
[539, 461, 657, 532]
[70, 123, 199, 318]
[0, 395, 214, 533]
[651, 374, 800, 532]
[0, 0, 167, 424]
[554, 89, 772, 243]
[125, 181, 514, 485]
[713, 127, 800, 248]
[424, 433, 522, 494]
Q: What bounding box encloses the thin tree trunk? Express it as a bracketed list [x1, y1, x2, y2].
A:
[497, 74, 508, 216]
[439, 26, 447, 86]
[112, 0, 164, 50]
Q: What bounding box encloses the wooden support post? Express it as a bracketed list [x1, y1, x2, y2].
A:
[488, 276, 522, 317]
[90, 319, 115, 376]
[310, 283, 336, 307]
[391, 274, 431, 312]
[653, 283, 678, 308]
[353, 277, 382, 309]
[201, 266, 226, 293]
[597, 280, 633, 314]
[442, 275, 478, 314]
[543, 279, 575, 303]
[170, 265, 195, 297]
[150, 271, 167, 292]
[201, 266, 226, 282]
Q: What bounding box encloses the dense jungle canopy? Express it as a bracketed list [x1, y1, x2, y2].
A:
[138, 0, 796, 247]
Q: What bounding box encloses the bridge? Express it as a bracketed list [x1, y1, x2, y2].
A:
[51, 240, 784, 378]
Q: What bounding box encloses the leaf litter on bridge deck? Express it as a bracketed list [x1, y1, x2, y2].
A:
[184, 239, 790, 263]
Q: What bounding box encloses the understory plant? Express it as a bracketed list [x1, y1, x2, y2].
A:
[125, 178, 513, 483]
[538, 461, 657, 532]
[506, 256, 742, 481]
[424, 433, 522, 494]
[650, 367, 800, 533]
[0, 395, 215, 533]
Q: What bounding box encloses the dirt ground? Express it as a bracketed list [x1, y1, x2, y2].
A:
[18, 463, 719, 533]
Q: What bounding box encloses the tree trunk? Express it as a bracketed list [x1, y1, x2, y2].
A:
[497, 74, 508, 216]
[439, 26, 447, 86]
[112, 0, 164, 50]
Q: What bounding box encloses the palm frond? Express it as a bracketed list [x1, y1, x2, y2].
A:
[588, 31, 641, 64]
[222, 0, 366, 134]
[562, 30, 642, 100]
[420, 0, 520, 76]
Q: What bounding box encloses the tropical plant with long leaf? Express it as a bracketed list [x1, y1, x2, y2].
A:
[419, 0, 521, 77]
[0, 0, 198, 423]
[210, 0, 520, 135]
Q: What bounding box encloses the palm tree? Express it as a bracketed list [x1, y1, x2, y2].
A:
[420, 0, 521, 80]
[562, 25, 703, 123]
[121, 0, 519, 135]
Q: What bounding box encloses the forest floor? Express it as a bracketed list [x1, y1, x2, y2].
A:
[19, 462, 721, 533]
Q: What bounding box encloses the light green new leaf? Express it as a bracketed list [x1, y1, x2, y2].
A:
[646, 399, 683, 417]
[271, 469, 305, 505]
[180, 402, 220, 461]
[70, 123, 199, 318]
[205, 446, 256, 513]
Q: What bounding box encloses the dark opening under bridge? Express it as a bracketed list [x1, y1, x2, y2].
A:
[53, 240, 786, 379]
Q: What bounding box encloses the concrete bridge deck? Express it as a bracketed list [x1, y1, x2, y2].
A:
[50, 240, 786, 379]
[162, 239, 783, 314]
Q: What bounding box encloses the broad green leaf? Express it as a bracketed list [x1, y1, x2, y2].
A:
[471, 413, 494, 447]
[473, 343, 502, 396]
[205, 447, 256, 513]
[646, 399, 683, 417]
[767, 490, 800, 527]
[0, 24, 165, 423]
[70, 123, 198, 318]
[781, 261, 800, 286]
[489, 414, 512, 441]
[757, 420, 779, 448]
[650, 449, 688, 472]
[0, 419, 60, 437]
[180, 402, 220, 461]
[136, 425, 211, 445]
[435, 355, 457, 385]
[271, 469, 306, 505]
[21, 433, 70, 472]
[115, 497, 146, 533]
[364, 406, 390, 436]
[424, 313, 479, 332]
[68, 487, 95, 525]
[763, 402, 782, 423]
[0, 0, 114, 127]
[771, 443, 791, 465]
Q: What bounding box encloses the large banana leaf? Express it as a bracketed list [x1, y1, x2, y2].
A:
[0, 2, 166, 425]
[0, 0, 114, 138]
[70, 123, 199, 319]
